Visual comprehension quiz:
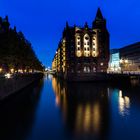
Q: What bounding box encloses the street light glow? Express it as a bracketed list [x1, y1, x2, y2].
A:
[0, 68, 2, 73]
[5, 73, 12, 79]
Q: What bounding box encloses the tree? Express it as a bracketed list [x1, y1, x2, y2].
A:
[0, 16, 43, 73]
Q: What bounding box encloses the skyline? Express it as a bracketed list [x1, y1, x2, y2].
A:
[0, 0, 140, 67]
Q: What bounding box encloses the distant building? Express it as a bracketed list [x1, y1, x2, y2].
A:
[108, 42, 140, 72]
[108, 49, 121, 72]
[119, 42, 140, 71]
[52, 8, 110, 80]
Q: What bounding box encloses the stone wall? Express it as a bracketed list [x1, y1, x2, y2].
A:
[0, 73, 43, 100]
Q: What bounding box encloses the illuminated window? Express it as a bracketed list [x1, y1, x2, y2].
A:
[92, 36, 98, 57]
[92, 53, 95, 57]
[84, 34, 90, 57]
[76, 36, 81, 46]
[77, 51, 82, 57]
[93, 67, 96, 72]
[84, 66, 90, 73]
[84, 34, 90, 44]
[85, 37, 89, 40]
[76, 35, 81, 57]
[84, 52, 90, 57]
[100, 63, 104, 66]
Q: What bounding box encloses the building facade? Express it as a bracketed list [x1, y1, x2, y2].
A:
[108, 42, 140, 73]
[108, 49, 121, 72]
[52, 8, 110, 80]
[119, 42, 140, 72]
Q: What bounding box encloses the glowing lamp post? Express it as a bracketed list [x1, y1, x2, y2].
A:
[120, 58, 129, 72]
[120, 59, 123, 64]
[0, 68, 2, 73]
[10, 68, 14, 73]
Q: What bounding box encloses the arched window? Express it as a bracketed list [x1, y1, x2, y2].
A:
[92, 36, 98, 57]
[93, 67, 96, 72]
[76, 35, 82, 57]
[83, 66, 90, 73]
[84, 34, 90, 57]
[76, 35, 81, 47]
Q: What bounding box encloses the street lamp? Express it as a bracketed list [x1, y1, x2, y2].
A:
[120, 58, 129, 72]
[10, 68, 14, 73]
[0, 68, 2, 73]
[120, 59, 123, 64]
[125, 59, 128, 64]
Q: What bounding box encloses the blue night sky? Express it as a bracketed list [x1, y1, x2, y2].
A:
[0, 0, 140, 67]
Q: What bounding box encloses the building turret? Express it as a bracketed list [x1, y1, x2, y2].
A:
[2, 15, 10, 31]
[92, 8, 106, 29]
[95, 8, 104, 20]
[66, 21, 69, 29]
[84, 22, 88, 29]
[5, 16, 9, 22]
[92, 8, 110, 72]
[14, 26, 17, 32]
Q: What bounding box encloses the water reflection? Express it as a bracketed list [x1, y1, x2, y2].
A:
[118, 90, 130, 116]
[75, 102, 101, 134]
[52, 76, 140, 140]
[130, 79, 140, 87]
[0, 80, 43, 140]
[52, 77, 110, 139]
[0, 75, 140, 140]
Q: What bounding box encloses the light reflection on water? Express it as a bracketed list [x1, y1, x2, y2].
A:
[51, 76, 140, 140]
[52, 77, 110, 139]
[0, 75, 140, 140]
[118, 90, 130, 116]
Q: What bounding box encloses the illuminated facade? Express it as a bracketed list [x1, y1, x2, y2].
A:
[119, 42, 140, 72]
[52, 8, 110, 79]
[108, 49, 121, 72]
[108, 42, 140, 72]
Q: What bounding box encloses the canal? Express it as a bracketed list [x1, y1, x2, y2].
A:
[0, 75, 140, 140]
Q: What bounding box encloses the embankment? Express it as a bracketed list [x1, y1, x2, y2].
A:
[0, 73, 43, 100]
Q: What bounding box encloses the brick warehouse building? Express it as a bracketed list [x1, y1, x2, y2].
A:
[52, 8, 110, 80]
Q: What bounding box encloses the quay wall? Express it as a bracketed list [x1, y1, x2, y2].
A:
[54, 72, 140, 82]
[0, 73, 43, 100]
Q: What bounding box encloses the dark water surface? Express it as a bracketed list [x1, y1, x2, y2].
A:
[0, 75, 140, 140]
